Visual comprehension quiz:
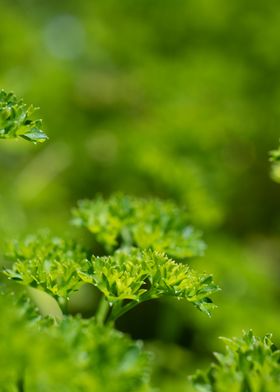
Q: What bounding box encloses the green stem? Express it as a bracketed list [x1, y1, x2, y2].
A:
[109, 299, 147, 322]
[58, 297, 69, 315]
[109, 291, 157, 322]
[17, 371, 24, 392]
[96, 296, 110, 325]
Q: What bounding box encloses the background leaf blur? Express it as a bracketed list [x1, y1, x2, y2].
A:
[1, 0, 280, 390]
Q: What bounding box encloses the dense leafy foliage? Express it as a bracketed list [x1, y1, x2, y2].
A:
[4, 232, 87, 307]
[0, 292, 151, 392]
[79, 248, 219, 319]
[191, 330, 280, 392]
[0, 90, 48, 143]
[4, 227, 219, 319]
[72, 194, 205, 259]
[1, 1, 280, 388]
[0, 142, 221, 390]
[1, 189, 220, 391]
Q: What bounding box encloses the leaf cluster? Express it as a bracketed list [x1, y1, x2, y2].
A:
[0, 90, 48, 143]
[0, 292, 151, 392]
[4, 232, 87, 306]
[80, 248, 219, 319]
[191, 330, 280, 392]
[2, 192, 219, 390]
[4, 234, 219, 320]
[72, 194, 205, 259]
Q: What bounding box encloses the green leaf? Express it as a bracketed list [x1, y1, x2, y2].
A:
[72, 194, 205, 259]
[55, 316, 152, 392]
[191, 331, 280, 391]
[0, 291, 152, 391]
[0, 90, 48, 143]
[3, 231, 87, 304]
[79, 248, 220, 320]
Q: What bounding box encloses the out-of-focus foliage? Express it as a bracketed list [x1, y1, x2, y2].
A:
[270, 145, 280, 163]
[0, 0, 279, 235]
[0, 291, 152, 392]
[180, 237, 280, 346]
[79, 248, 219, 319]
[270, 143, 280, 183]
[1, 0, 280, 391]
[4, 232, 87, 306]
[0, 90, 48, 143]
[72, 194, 205, 259]
[192, 331, 280, 392]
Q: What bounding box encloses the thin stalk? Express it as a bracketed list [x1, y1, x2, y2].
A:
[58, 297, 69, 315]
[109, 300, 138, 322]
[17, 372, 24, 392]
[96, 296, 110, 325]
[109, 291, 157, 322]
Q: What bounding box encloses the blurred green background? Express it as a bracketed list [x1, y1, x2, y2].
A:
[1, 0, 280, 390]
